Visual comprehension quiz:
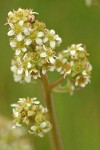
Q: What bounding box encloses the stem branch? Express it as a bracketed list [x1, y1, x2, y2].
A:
[41, 75, 63, 150]
[50, 76, 64, 89]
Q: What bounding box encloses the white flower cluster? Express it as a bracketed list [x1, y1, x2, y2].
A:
[11, 46, 55, 82]
[11, 97, 52, 137]
[55, 44, 92, 89]
[0, 116, 33, 150]
[7, 8, 62, 82]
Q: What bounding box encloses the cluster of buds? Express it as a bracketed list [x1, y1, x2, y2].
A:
[7, 8, 62, 82]
[55, 44, 92, 91]
[11, 97, 52, 137]
[0, 116, 33, 150]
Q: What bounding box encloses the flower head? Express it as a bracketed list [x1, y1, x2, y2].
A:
[55, 44, 92, 92]
[7, 8, 62, 82]
[11, 97, 52, 137]
[11, 45, 55, 82]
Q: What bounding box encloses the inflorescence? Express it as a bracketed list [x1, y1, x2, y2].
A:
[7, 8, 92, 90]
[7, 8, 92, 137]
[11, 97, 52, 137]
[7, 8, 62, 82]
[55, 44, 92, 93]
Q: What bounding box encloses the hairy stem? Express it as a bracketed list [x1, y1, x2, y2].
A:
[41, 75, 64, 150]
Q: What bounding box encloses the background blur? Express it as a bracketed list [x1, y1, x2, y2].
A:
[0, 0, 100, 150]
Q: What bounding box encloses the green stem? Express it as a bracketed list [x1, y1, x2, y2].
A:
[41, 75, 64, 150]
[50, 76, 64, 89]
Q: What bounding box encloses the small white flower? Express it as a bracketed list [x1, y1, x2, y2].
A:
[50, 41, 56, 49]
[16, 33, 24, 41]
[36, 38, 43, 45]
[75, 76, 89, 87]
[40, 52, 47, 58]
[8, 30, 15, 36]
[37, 32, 44, 37]
[25, 39, 32, 45]
[10, 41, 17, 48]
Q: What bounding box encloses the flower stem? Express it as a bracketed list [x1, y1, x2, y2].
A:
[50, 76, 64, 89]
[41, 75, 64, 150]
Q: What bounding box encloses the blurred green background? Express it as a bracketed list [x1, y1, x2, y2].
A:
[0, 0, 100, 150]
